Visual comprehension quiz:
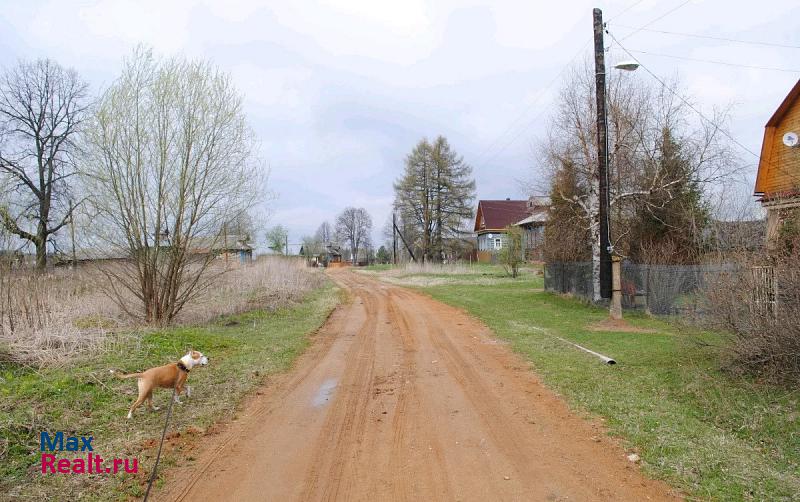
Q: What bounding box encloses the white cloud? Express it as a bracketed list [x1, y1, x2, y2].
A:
[1, 0, 797, 241]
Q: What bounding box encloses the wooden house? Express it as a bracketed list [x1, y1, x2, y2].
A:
[473, 196, 549, 263]
[514, 196, 550, 261]
[324, 243, 345, 267]
[53, 247, 129, 267]
[191, 234, 253, 264]
[755, 79, 800, 243]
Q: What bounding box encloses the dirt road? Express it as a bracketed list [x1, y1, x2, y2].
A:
[158, 270, 677, 501]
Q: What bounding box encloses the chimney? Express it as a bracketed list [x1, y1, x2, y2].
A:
[505, 197, 510, 201]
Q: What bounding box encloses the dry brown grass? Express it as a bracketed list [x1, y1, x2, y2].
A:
[0, 256, 323, 367]
[179, 256, 325, 323]
[0, 264, 125, 367]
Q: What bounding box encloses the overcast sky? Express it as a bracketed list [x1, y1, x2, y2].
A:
[2, 0, 798, 249]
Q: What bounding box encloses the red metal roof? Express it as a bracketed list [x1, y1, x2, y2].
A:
[474, 200, 530, 232]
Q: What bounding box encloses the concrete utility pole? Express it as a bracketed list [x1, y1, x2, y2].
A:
[593, 7, 612, 300]
[610, 256, 623, 319]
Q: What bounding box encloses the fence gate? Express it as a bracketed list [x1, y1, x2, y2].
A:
[751, 265, 776, 320]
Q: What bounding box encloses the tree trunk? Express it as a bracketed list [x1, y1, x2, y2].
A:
[35, 200, 49, 271]
[35, 237, 47, 271]
[588, 191, 601, 302]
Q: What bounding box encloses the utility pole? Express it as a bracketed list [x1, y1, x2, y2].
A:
[285, 235, 289, 256]
[593, 7, 612, 300]
[392, 213, 397, 265]
[393, 217, 416, 262]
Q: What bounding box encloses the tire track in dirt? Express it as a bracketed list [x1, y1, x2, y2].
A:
[385, 289, 455, 501]
[300, 277, 379, 500]
[157, 270, 680, 502]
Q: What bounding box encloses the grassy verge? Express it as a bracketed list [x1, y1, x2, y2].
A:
[358, 262, 543, 287]
[0, 281, 340, 501]
[378, 264, 799, 501]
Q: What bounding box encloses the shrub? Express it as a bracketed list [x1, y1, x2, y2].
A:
[498, 225, 524, 278]
[704, 248, 800, 383]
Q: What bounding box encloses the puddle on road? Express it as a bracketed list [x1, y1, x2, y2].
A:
[312, 378, 338, 407]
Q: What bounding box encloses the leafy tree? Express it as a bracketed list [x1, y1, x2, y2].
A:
[266, 225, 288, 254]
[394, 136, 475, 263]
[627, 128, 709, 263]
[301, 234, 322, 259]
[543, 160, 591, 262]
[375, 245, 391, 264]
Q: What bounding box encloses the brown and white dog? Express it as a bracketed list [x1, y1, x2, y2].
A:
[111, 351, 209, 419]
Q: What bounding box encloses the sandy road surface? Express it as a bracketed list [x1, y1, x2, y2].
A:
[158, 270, 677, 501]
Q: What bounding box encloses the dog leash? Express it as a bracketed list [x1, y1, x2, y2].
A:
[143, 383, 178, 502]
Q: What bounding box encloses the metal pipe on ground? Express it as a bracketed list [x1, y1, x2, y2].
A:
[555, 336, 616, 365]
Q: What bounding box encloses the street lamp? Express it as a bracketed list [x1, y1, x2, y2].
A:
[593, 8, 639, 317]
[613, 60, 640, 72]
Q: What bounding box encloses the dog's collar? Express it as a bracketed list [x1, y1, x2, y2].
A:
[177, 361, 190, 373]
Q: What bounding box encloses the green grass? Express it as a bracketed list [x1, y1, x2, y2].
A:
[359, 262, 545, 287]
[0, 282, 341, 501]
[390, 267, 799, 501]
[360, 263, 394, 271]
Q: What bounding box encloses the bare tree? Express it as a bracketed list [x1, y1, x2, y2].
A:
[314, 221, 333, 245]
[222, 210, 258, 244]
[84, 49, 263, 323]
[539, 61, 736, 300]
[0, 59, 89, 270]
[335, 207, 372, 265]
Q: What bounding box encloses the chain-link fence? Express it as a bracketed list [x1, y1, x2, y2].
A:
[545, 261, 737, 315]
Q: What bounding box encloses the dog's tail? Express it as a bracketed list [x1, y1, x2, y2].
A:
[109, 369, 142, 379]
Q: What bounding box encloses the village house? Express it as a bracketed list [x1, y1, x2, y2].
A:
[324, 243, 344, 267]
[755, 78, 800, 244]
[190, 234, 254, 264]
[473, 196, 550, 263]
[514, 196, 550, 261]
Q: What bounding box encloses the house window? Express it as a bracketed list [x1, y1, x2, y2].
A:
[494, 238, 502, 250]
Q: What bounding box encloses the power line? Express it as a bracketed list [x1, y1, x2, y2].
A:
[625, 49, 800, 73]
[607, 0, 649, 22]
[612, 24, 800, 50]
[607, 30, 762, 160]
[471, 0, 652, 169]
[471, 39, 590, 168]
[472, 41, 590, 169]
[619, 0, 693, 42]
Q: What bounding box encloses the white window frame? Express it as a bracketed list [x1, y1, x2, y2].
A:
[494, 238, 502, 250]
